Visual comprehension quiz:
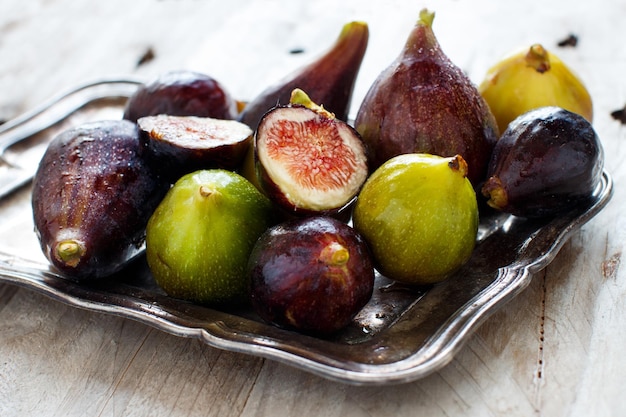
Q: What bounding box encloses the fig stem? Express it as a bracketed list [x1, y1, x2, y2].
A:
[525, 44, 551, 73]
[482, 176, 509, 210]
[418, 8, 435, 28]
[448, 155, 469, 178]
[320, 241, 350, 266]
[289, 88, 335, 119]
[54, 240, 84, 267]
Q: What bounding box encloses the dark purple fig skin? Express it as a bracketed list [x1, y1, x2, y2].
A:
[31, 120, 170, 280]
[354, 10, 498, 186]
[137, 114, 253, 183]
[254, 104, 368, 219]
[238, 21, 369, 130]
[123, 70, 238, 123]
[248, 216, 375, 335]
[481, 106, 604, 218]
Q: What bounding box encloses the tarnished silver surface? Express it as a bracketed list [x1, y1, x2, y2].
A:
[0, 81, 614, 385]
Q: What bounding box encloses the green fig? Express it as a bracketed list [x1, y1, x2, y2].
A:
[354, 9, 499, 186]
[145, 169, 276, 305]
[352, 153, 478, 285]
[238, 20, 369, 130]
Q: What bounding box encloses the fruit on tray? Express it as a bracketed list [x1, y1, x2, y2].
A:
[123, 70, 239, 122]
[354, 9, 498, 186]
[238, 20, 369, 130]
[353, 153, 479, 286]
[478, 43, 593, 133]
[253, 89, 368, 216]
[248, 216, 375, 335]
[137, 114, 253, 182]
[481, 106, 604, 218]
[145, 169, 276, 305]
[31, 120, 170, 280]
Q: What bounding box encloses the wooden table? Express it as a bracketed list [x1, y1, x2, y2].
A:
[1, 0, 624, 415]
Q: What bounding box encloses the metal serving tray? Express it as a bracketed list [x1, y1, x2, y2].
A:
[0, 79, 613, 385]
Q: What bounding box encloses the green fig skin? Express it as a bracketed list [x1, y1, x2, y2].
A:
[354, 9, 499, 186]
[238, 21, 369, 130]
[31, 120, 170, 280]
[145, 170, 278, 306]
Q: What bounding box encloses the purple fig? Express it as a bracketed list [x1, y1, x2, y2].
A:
[238, 21, 369, 130]
[354, 9, 499, 186]
[31, 120, 169, 280]
[123, 70, 238, 122]
[248, 216, 375, 335]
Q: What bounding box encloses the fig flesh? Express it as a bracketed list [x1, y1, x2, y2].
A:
[31, 120, 169, 280]
[137, 114, 253, 182]
[123, 70, 238, 123]
[478, 44, 593, 133]
[254, 89, 368, 216]
[145, 169, 277, 305]
[353, 153, 478, 285]
[247, 216, 375, 335]
[481, 106, 604, 218]
[354, 9, 498, 186]
[238, 21, 369, 130]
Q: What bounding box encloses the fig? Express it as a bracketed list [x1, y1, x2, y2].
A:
[481, 107, 604, 218]
[31, 120, 169, 280]
[137, 114, 253, 182]
[352, 153, 478, 286]
[247, 216, 375, 335]
[354, 9, 498, 186]
[145, 169, 277, 305]
[123, 70, 238, 123]
[238, 21, 369, 130]
[478, 43, 593, 133]
[254, 89, 368, 216]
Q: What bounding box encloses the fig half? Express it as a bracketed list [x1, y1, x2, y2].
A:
[137, 114, 252, 182]
[254, 89, 368, 216]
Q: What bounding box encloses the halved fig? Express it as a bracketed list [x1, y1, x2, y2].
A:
[254, 89, 368, 216]
[137, 114, 252, 182]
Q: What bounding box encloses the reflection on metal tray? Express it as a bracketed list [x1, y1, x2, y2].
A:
[0, 80, 614, 385]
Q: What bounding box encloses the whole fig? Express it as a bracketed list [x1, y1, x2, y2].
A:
[32, 120, 169, 280]
[481, 107, 604, 218]
[354, 9, 498, 186]
[478, 44, 593, 133]
[123, 70, 238, 123]
[248, 216, 375, 335]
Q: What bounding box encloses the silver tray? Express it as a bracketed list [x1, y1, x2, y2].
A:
[0, 79, 613, 385]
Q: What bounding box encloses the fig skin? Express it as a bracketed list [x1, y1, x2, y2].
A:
[478, 44, 593, 133]
[481, 106, 604, 218]
[137, 114, 253, 183]
[31, 120, 170, 280]
[238, 21, 369, 130]
[354, 9, 498, 186]
[145, 169, 277, 306]
[254, 91, 368, 217]
[247, 216, 375, 335]
[123, 70, 238, 123]
[353, 153, 478, 286]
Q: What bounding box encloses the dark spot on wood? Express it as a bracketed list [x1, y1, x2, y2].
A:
[611, 106, 626, 125]
[137, 47, 156, 67]
[557, 33, 578, 47]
